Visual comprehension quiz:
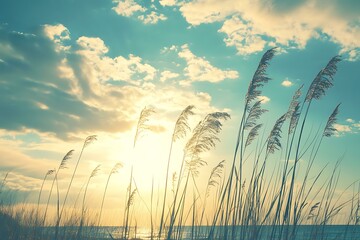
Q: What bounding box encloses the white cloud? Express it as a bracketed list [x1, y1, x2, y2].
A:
[161, 45, 178, 54]
[219, 16, 267, 55]
[43, 24, 70, 42]
[257, 95, 270, 103]
[159, 0, 178, 6]
[334, 123, 352, 135]
[346, 118, 354, 123]
[113, 0, 167, 24]
[281, 79, 293, 87]
[178, 44, 238, 83]
[160, 70, 179, 82]
[138, 11, 167, 24]
[323, 121, 360, 136]
[77, 36, 108, 54]
[177, 0, 360, 58]
[112, 0, 145, 17]
[43, 24, 70, 52]
[179, 0, 236, 26]
[76, 36, 157, 85]
[341, 48, 360, 62]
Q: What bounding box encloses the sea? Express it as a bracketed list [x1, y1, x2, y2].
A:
[38, 225, 360, 239]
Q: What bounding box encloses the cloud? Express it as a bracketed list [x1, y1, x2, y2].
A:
[112, 0, 145, 17]
[0, 144, 59, 191]
[160, 70, 179, 82]
[161, 45, 178, 54]
[0, 24, 226, 141]
[257, 95, 270, 103]
[177, 0, 360, 58]
[179, 0, 236, 26]
[75, 36, 157, 86]
[334, 123, 352, 136]
[43, 24, 70, 52]
[323, 120, 360, 136]
[346, 118, 354, 123]
[281, 79, 293, 87]
[0, 26, 134, 139]
[219, 16, 267, 55]
[77, 36, 108, 54]
[113, 0, 167, 24]
[159, 0, 178, 6]
[138, 11, 167, 24]
[178, 44, 238, 84]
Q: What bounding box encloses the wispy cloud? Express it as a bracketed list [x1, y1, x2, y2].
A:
[112, 0, 145, 17]
[138, 11, 167, 24]
[159, 0, 178, 7]
[76, 36, 157, 84]
[113, 0, 167, 24]
[331, 120, 360, 136]
[281, 78, 293, 87]
[257, 95, 270, 104]
[346, 118, 354, 123]
[43, 24, 70, 52]
[160, 70, 179, 82]
[178, 44, 238, 84]
[334, 123, 352, 136]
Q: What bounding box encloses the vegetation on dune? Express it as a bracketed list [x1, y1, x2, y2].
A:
[1, 49, 360, 240]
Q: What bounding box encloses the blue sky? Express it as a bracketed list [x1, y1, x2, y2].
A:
[0, 0, 359, 224]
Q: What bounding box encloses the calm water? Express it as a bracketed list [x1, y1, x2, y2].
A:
[39, 225, 360, 239]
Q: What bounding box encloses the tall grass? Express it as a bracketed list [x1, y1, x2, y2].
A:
[158, 105, 195, 239]
[98, 162, 123, 228]
[0, 50, 359, 240]
[123, 106, 155, 239]
[76, 164, 101, 240]
[55, 135, 97, 240]
[43, 149, 74, 225]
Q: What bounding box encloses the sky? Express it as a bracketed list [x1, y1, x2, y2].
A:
[0, 0, 359, 225]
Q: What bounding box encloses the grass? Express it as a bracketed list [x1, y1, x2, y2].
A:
[0, 49, 359, 240]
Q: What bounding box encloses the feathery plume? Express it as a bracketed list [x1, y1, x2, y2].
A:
[267, 114, 287, 154]
[46, 169, 56, 176]
[127, 189, 137, 208]
[172, 105, 195, 142]
[206, 160, 225, 197]
[84, 135, 97, 148]
[90, 165, 101, 178]
[111, 162, 123, 174]
[286, 85, 303, 135]
[245, 124, 263, 147]
[245, 101, 267, 130]
[323, 103, 341, 137]
[245, 48, 277, 106]
[305, 56, 341, 102]
[185, 112, 230, 176]
[286, 85, 303, 119]
[289, 102, 301, 135]
[59, 150, 74, 169]
[134, 106, 156, 147]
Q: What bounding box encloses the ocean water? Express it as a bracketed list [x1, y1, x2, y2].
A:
[42, 225, 360, 239]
